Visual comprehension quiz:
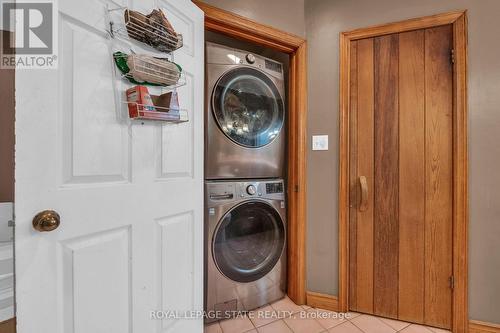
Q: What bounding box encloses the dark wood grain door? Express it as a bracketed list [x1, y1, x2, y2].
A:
[348, 25, 453, 329]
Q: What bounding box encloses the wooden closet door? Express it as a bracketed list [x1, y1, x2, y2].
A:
[348, 25, 453, 329]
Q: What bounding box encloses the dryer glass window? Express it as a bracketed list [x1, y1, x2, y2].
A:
[212, 67, 284, 148]
[213, 201, 285, 283]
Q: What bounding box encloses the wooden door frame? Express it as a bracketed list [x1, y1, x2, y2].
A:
[193, 1, 308, 304]
[338, 11, 468, 333]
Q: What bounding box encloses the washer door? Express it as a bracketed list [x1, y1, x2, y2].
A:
[213, 201, 285, 283]
[212, 67, 284, 148]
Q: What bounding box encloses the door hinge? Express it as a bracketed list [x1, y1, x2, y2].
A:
[449, 275, 455, 290]
[450, 49, 455, 64]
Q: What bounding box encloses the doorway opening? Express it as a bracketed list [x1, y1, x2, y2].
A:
[193, 1, 308, 305]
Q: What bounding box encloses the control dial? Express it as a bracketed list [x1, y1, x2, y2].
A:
[246, 185, 257, 195]
[246, 53, 256, 64]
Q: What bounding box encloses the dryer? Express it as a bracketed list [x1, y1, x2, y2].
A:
[205, 42, 286, 179]
[204, 179, 286, 322]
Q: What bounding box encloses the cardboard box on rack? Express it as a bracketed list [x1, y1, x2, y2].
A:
[126, 86, 154, 118]
[126, 86, 184, 121]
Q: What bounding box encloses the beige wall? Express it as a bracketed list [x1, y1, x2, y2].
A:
[199, 0, 305, 37]
[305, 0, 500, 324]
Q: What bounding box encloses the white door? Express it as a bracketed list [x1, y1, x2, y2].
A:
[14, 0, 204, 332]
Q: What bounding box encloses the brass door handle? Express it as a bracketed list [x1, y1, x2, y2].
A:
[33, 210, 60, 232]
[359, 176, 368, 212]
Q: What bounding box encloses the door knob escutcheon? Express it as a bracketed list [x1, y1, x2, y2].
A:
[33, 210, 60, 232]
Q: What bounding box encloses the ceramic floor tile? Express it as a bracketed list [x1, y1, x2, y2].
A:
[378, 317, 411, 331]
[400, 324, 434, 333]
[256, 320, 293, 333]
[346, 312, 362, 320]
[248, 305, 280, 328]
[350, 314, 396, 333]
[283, 311, 325, 333]
[270, 296, 303, 317]
[246, 294, 451, 333]
[219, 315, 254, 333]
[328, 321, 364, 333]
[205, 322, 223, 333]
[308, 308, 348, 330]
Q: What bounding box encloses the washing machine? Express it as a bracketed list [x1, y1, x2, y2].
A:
[204, 179, 286, 322]
[205, 42, 286, 179]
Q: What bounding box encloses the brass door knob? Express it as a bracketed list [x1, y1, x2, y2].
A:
[32, 210, 60, 232]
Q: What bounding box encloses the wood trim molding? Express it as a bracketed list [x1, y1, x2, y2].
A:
[338, 11, 468, 333]
[452, 13, 469, 333]
[193, 1, 308, 305]
[306, 291, 339, 312]
[286, 41, 308, 304]
[342, 10, 466, 41]
[469, 320, 500, 333]
[338, 29, 351, 315]
[192, 1, 304, 53]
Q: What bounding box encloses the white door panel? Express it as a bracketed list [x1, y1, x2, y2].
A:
[60, 16, 131, 185]
[157, 212, 195, 332]
[61, 227, 132, 333]
[15, 0, 204, 332]
[157, 72, 195, 179]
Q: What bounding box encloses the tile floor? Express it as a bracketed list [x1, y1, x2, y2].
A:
[204, 296, 451, 333]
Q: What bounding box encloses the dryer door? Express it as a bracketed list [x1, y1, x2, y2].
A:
[213, 201, 285, 283]
[212, 67, 285, 148]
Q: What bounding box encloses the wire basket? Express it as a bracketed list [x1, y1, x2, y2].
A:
[113, 52, 185, 88]
[125, 102, 188, 123]
[108, 7, 183, 53]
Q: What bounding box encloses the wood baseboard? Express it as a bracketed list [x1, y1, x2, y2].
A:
[0, 317, 15, 333]
[306, 291, 339, 312]
[469, 320, 500, 333]
[306, 292, 500, 333]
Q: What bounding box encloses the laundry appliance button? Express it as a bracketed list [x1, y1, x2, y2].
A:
[246, 185, 257, 195]
[246, 53, 256, 64]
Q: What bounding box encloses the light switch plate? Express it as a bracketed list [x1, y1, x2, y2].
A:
[312, 135, 329, 151]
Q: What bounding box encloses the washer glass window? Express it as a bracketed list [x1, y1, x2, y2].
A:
[213, 201, 285, 283]
[212, 67, 284, 148]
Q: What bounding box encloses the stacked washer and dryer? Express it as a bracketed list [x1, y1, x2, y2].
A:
[204, 42, 287, 322]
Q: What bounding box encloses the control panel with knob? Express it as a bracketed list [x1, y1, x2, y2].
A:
[246, 184, 257, 195]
